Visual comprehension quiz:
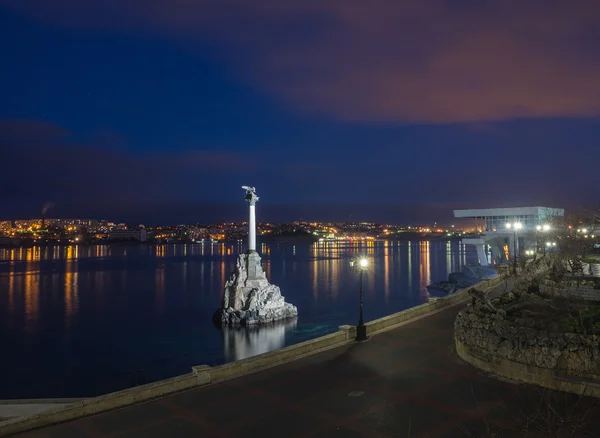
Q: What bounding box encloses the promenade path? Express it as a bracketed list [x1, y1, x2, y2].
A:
[14, 283, 600, 437]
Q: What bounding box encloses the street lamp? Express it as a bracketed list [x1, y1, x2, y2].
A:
[536, 224, 550, 254]
[350, 257, 369, 342]
[506, 222, 522, 274]
[546, 241, 557, 251]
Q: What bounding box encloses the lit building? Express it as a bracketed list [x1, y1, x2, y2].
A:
[0, 221, 12, 234]
[107, 228, 147, 242]
[454, 207, 565, 266]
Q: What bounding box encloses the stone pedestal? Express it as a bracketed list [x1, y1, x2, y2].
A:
[214, 252, 298, 326]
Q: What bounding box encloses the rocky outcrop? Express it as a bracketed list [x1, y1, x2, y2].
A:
[214, 253, 298, 326]
[468, 287, 506, 317]
[455, 305, 600, 377]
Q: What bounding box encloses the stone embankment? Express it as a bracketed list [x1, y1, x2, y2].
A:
[455, 256, 600, 397]
[455, 300, 600, 397]
[455, 308, 600, 377]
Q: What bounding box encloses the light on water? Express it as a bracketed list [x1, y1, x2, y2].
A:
[0, 240, 477, 398]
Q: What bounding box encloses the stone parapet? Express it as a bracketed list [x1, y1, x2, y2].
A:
[456, 339, 600, 398]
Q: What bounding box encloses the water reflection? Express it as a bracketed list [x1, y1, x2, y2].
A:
[419, 241, 431, 298]
[155, 266, 165, 313]
[407, 242, 413, 290]
[24, 271, 40, 333]
[64, 266, 79, 326]
[384, 240, 390, 303]
[222, 318, 298, 362]
[0, 240, 478, 399]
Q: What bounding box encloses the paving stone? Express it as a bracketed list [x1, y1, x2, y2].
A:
[310, 425, 365, 438]
[19, 422, 96, 438]
[420, 377, 511, 412]
[259, 370, 345, 401]
[87, 402, 173, 435]
[305, 389, 386, 418]
[354, 400, 455, 437]
[190, 391, 279, 427]
[121, 417, 209, 438]
[170, 382, 263, 411]
[235, 410, 324, 438]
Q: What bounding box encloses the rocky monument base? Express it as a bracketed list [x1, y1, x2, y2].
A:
[214, 252, 298, 326]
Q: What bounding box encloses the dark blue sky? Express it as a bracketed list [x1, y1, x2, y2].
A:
[1, 1, 599, 224]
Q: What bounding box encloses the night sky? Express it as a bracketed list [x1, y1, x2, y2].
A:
[1, 1, 599, 224]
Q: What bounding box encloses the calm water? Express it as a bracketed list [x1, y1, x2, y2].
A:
[0, 240, 477, 398]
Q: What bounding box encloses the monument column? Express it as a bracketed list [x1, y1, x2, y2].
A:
[213, 186, 298, 326]
[243, 186, 259, 252]
[248, 201, 257, 252]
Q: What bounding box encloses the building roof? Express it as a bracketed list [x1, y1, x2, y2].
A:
[453, 207, 564, 219]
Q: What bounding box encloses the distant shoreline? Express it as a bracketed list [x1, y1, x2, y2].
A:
[0, 234, 465, 248]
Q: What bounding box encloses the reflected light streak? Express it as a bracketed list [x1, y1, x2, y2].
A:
[419, 241, 431, 299]
[326, 257, 334, 298]
[312, 244, 318, 299]
[367, 258, 375, 297]
[8, 270, 15, 314]
[155, 267, 165, 313]
[64, 265, 79, 326]
[220, 260, 225, 291]
[263, 258, 271, 280]
[24, 271, 40, 333]
[407, 242, 412, 290]
[384, 240, 390, 303]
[446, 241, 452, 273]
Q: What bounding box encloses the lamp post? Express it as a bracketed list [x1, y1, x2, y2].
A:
[506, 222, 523, 274]
[350, 257, 369, 342]
[537, 224, 550, 255]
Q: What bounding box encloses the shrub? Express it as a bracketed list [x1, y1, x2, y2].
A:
[583, 257, 599, 264]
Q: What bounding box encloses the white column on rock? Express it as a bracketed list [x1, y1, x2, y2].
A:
[248, 203, 256, 252]
[214, 186, 298, 325]
[242, 186, 259, 253]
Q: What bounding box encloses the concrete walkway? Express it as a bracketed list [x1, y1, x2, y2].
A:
[11, 284, 600, 437]
[0, 401, 82, 423]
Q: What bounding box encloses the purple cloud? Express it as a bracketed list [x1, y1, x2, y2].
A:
[4, 0, 600, 123]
